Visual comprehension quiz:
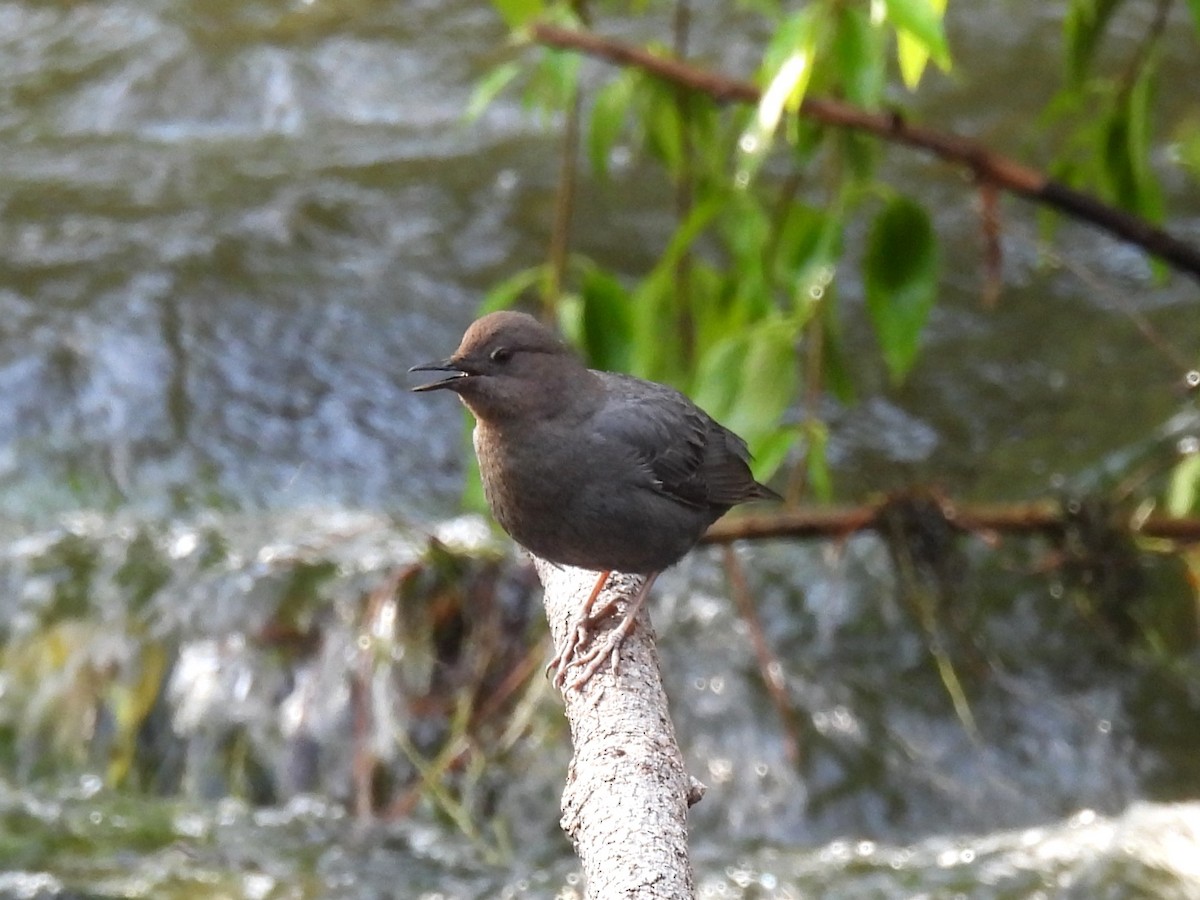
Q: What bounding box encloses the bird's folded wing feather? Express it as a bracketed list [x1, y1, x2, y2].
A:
[593, 373, 760, 509]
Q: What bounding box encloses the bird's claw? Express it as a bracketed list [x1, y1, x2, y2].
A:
[562, 617, 635, 689]
[549, 571, 657, 692]
[547, 619, 590, 687]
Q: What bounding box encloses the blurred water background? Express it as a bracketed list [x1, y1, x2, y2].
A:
[1, 0, 1200, 897]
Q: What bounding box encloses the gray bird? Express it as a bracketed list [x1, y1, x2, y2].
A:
[411, 310, 779, 688]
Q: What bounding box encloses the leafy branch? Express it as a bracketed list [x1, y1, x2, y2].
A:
[531, 21, 1200, 285]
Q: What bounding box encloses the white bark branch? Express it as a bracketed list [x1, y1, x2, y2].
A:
[534, 559, 703, 900]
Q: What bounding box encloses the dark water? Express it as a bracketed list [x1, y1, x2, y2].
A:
[2, 0, 1200, 896]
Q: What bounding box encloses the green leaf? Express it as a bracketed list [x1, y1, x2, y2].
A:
[587, 72, 635, 178]
[1064, 0, 1127, 88]
[465, 61, 522, 122]
[729, 319, 796, 482]
[722, 190, 771, 278]
[1101, 61, 1162, 219]
[864, 196, 939, 383]
[896, 29, 931, 89]
[692, 332, 747, 424]
[740, 321, 799, 435]
[578, 266, 634, 372]
[643, 79, 686, 173]
[1189, 0, 1200, 38]
[832, 6, 887, 109]
[1177, 115, 1200, 180]
[883, 0, 951, 87]
[481, 264, 545, 313]
[683, 261, 734, 356]
[630, 194, 726, 379]
[752, 428, 800, 485]
[491, 0, 544, 29]
[840, 129, 879, 183]
[1168, 454, 1200, 516]
[1125, 60, 1162, 220]
[774, 201, 843, 298]
[804, 419, 833, 503]
[524, 48, 580, 116]
[693, 318, 798, 454]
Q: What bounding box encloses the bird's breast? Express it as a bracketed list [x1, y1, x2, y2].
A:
[471, 420, 711, 574]
[473, 422, 570, 542]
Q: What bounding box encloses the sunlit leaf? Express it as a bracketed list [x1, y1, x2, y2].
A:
[737, 7, 823, 186]
[1167, 454, 1200, 516]
[864, 196, 939, 383]
[896, 29, 930, 88]
[883, 0, 951, 88]
[465, 61, 522, 121]
[491, 0, 544, 29]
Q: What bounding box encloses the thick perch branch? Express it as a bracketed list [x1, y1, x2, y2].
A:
[534, 559, 700, 900]
[531, 23, 1200, 286]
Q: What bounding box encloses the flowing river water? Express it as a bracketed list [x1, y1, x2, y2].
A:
[1, 0, 1200, 897]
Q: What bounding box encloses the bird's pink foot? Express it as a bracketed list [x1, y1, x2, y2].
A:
[548, 570, 612, 688]
[555, 572, 659, 691]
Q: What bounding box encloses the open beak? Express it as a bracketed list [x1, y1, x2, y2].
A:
[409, 359, 469, 392]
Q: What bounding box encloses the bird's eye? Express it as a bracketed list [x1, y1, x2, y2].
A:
[490, 347, 512, 364]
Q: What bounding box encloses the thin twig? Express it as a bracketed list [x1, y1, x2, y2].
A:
[672, 0, 696, 361]
[721, 544, 804, 766]
[544, 84, 582, 310]
[702, 500, 1200, 544]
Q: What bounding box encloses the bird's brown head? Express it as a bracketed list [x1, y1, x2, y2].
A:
[410, 311, 591, 424]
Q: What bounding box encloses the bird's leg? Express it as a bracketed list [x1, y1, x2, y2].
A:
[565, 571, 659, 690]
[549, 569, 613, 688]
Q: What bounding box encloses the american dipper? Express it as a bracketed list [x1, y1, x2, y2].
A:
[411, 311, 779, 688]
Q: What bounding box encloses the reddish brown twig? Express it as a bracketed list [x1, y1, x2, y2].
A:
[701, 500, 1200, 544]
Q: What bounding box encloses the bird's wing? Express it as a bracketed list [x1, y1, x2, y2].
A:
[592, 373, 764, 509]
